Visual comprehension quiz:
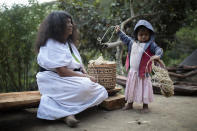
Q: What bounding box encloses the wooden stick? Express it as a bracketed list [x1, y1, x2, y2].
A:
[174, 81, 197, 86]
[169, 69, 197, 78]
[167, 65, 197, 72]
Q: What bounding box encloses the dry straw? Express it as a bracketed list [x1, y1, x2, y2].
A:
[146, 59, 174, 97]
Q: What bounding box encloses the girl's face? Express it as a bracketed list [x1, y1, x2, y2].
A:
[137, 29, 150, 43]
[64, 18, 73, 39]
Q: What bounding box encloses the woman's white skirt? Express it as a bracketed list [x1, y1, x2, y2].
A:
[36, 71, 108, 120]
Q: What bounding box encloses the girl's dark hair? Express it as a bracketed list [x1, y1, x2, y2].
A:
[35, 11, 78, 52]
[134, 25, 153, 40]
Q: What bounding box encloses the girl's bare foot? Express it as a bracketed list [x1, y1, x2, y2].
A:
[122, 102, 133, 110]
[142, 108, 150, 113]
[141, 104, 150, 113]
[64, 115, 79, 127]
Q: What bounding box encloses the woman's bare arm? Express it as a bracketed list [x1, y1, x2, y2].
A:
[56, 67, 85, 77]
[56, 67, 96, 82]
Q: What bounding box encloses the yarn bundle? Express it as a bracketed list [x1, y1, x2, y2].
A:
[150, 60, 174, 97]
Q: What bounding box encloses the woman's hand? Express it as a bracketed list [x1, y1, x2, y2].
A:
[86, 74, 97, 83]
[115, 25, 120, 33]
[81, 67, 87, 74]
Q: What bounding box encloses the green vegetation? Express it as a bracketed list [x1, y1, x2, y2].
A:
[0, 1, 58, 92]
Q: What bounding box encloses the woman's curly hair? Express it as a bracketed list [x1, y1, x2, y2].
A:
[35, 11, 78, 52]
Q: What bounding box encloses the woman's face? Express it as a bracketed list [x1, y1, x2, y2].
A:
[64, 18, 73, 38]
[137, 29, 150, 43]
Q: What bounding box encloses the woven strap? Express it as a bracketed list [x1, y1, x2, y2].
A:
[68, 43, 80, 63]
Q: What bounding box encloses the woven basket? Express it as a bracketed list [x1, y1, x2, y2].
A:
[87, 64, 116, 90]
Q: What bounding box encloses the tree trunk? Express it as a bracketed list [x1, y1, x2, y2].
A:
[116, 44, 124, 74]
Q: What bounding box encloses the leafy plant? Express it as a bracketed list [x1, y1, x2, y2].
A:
[0, 0, 58, 92]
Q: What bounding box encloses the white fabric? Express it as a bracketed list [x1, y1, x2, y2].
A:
[37, 39, 82, 71]
[36, 39, 108, 120]
[129, 42, 146, 72]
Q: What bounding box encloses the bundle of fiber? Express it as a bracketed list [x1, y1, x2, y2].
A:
[147, 60, 174, 97]
[88, 56, 115, 65]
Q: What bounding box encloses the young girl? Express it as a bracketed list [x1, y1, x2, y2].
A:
[115, 20, 163, 112]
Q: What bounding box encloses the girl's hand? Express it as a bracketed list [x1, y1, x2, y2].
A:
[115, 25, 120, 33]
[150, 55, 160, 61]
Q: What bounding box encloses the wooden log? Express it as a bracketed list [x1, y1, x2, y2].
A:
[153, 84, 197, 96]
[166, 66, 179, 72]
[174, 85, 197, 95]
[169, 69, 197, 78]
[0, 91, 41, 110]
[117, 75, 127, 81]
[174, 81, 197, 86]
[178, 65, 197, 70]
[107, 87, 122, 96]
[167, 65, 197, 72]
[100, 94, 125, 110]
[0, 89, 123, 110]
[116, 75, 127, 86]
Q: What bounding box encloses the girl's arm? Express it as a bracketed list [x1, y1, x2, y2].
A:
[117, 31, 134, 46]
[115, 25, 134, 46]
[150, 42, 163, 58]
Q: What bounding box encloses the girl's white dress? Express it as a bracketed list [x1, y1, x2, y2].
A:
[125, 42, 153, 104]
[36, 39, 108, 120]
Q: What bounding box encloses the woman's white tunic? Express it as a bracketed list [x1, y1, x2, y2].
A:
[36, 39, 108, 120]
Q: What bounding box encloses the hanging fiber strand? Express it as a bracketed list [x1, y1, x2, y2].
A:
[97, 26, 116, 45]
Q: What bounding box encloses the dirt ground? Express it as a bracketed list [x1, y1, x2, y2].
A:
[0, 94, 197, 131]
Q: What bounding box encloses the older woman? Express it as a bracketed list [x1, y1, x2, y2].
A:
[35, 11, 108, 127]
